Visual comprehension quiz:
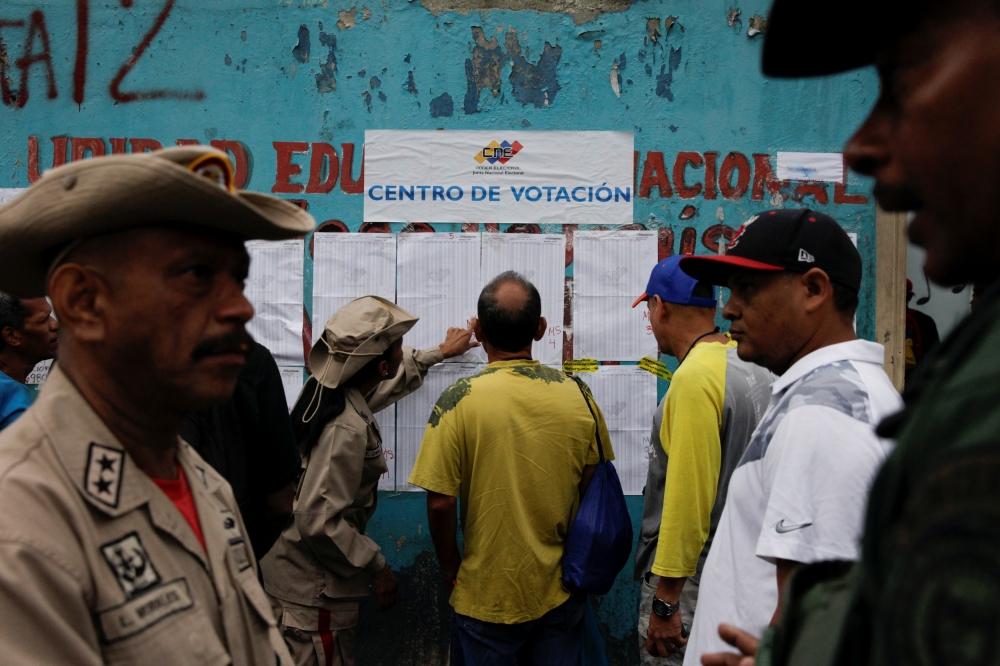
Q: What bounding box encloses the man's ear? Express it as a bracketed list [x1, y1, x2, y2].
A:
[533, 316, 547, 342]
[650, 295, 667, 322]
[1, 326, 20, 348]
[472, 317, 485, 346]
[47, 264, 109, 343]
[801, 268, 834, 315]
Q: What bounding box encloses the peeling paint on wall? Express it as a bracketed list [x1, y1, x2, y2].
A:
[292, 24, 310, 63]
[419, 0, 631, 25]
[338, 6, 357, 30]
[430, 91, 454, 117]
[645, 17, 660, 45]
[654, 46, 681, 100]
[726, 7, 742, 28]
[463, 27, 504, 114]
[315, 30, 337, 93]
[404, 70, 418, 94]
[748, 14, 768, 38]
[506, 30, 562, 108]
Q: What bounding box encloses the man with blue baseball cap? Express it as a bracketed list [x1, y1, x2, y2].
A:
[632, 256, 773, 665]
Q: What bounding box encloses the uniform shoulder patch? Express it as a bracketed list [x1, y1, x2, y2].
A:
[85, 442, 125, 508]
[101, 531, 162, 598]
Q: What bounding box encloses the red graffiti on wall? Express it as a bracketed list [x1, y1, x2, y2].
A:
[2, 1, 203, 109]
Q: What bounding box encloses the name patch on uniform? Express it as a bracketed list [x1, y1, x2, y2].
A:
[101, 532, 161, 598]
[98, 578, 194, 643]
[364, 443, 383, 459]
[85, 442, 125, 508]
[229, 537, 252, 572]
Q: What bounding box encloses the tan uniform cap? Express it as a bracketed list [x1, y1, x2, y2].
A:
[310, 296, 419, 389]
[0, 145, 316, 297]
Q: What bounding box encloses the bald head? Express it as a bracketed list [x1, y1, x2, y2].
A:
[477, 271, 542, 353]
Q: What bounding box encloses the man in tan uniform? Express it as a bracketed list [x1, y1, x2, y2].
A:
[262, 296, 477, 666]
[0, 146, 314, 665]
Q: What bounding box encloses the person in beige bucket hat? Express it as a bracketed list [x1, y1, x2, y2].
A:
[261, 295, 477, 666]
[0, 146, 312, 665]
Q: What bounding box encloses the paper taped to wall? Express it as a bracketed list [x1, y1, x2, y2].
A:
[0, 189, 26, 206]
[278, 366, 305, 411]
[397, 233, 482, 363]
[246, 239, 305, 365]
[312, 233, 397, 344]
[395, 363, 482, 491]
[481, 233, 566, 365]
[776, 152, 844, 183]
[573, 230, 658, 361]
[579, 365, 657, 495]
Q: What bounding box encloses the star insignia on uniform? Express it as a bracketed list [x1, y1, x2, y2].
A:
[95, 477, 113, 495]
[97, 455, 116, 472]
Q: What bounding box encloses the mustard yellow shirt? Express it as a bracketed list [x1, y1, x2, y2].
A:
[650, 341, 732, 578]
[409, 360, 614, 624]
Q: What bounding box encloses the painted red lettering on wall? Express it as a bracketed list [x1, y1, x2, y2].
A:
[340, 143, 364, 194]
[719, 152, 751, 199]
[638, 151, 672, 199]
[306, 143, 340, 194]
[272, 142, 309, 194]
[673, 152, 703, 200]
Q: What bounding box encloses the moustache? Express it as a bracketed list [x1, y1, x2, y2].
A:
[191, 328, 252, 361]
[872, 182, 923, 212]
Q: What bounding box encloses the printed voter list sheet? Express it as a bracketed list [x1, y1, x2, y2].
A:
[580, 365, 657, 495]
[573, 230, 658, 361]
[396, 364, 482, 491]
[375, 405, 397, 492]
[312, 233, 397, 344]
[481, 233, 566, 365]
[245, 239, 305, 365]
[397, 233, 482, 362]
[277, 366, 305, 411]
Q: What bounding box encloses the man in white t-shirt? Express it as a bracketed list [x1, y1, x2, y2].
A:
[677, 209, 903, 665]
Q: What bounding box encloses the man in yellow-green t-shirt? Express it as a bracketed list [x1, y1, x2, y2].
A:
[409, 270, 613, 666]
[631, 256, 773, 665]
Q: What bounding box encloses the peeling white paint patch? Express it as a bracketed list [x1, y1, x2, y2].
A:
[726, 7, 741, 27]
[362, 6, 372, 19]
[748, 14, 767, 37]
[610, 60, 620, 98]
[716, 206, 725, 221]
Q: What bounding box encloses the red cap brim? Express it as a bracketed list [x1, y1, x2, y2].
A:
[631, 292, 648, 309]
[679, 255, 784, 286]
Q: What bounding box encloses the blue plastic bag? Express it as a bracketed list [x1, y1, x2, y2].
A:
[562, 378, 634, 596]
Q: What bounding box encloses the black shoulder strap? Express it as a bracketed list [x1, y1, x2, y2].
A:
[571, 376, 605, 464]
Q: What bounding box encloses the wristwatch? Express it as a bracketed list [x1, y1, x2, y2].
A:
[651, 597, 680, 619]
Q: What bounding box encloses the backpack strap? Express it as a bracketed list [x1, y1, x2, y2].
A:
[570, 376, 605, 464]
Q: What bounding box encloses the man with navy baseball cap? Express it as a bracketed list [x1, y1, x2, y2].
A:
[676, 209, 902, 666]
[632, 256, 773, 665]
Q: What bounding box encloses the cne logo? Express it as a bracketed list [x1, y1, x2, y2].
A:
[475, 140, 523, 165]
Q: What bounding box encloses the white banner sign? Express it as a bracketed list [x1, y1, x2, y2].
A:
[363, 130, 634, 225]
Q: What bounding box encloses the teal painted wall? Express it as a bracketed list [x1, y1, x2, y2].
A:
[2, 1, 878, 663]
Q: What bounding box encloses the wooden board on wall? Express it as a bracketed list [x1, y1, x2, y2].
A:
[875, 206, 908, 392]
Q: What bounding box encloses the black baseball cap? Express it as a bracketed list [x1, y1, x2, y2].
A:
[679, 209, 862, 293]
[762, 0, 918, 78]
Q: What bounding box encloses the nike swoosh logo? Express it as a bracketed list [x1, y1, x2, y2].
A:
[775, 520, 812, 534]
